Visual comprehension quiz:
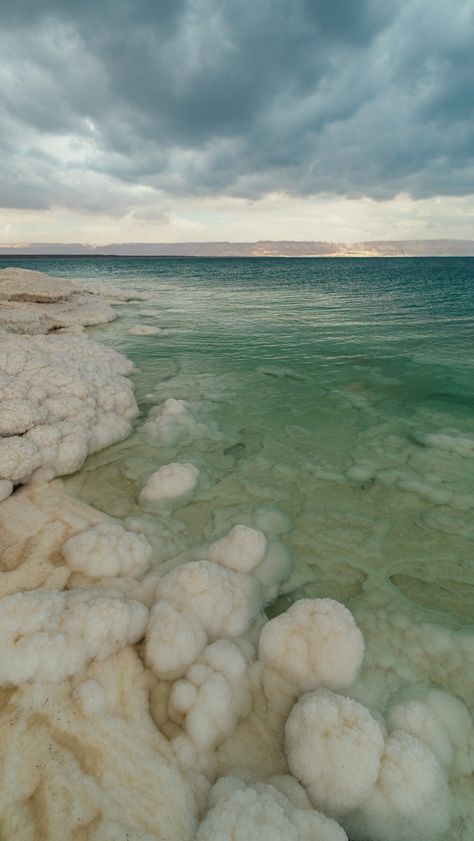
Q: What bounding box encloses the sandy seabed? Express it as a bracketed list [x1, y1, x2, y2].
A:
[0, 267, 472, 840]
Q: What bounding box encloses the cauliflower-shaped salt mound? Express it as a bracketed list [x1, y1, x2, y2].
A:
[208, 524, 267, 573]
[346, 730, 452, 841]
[259, 599, 364, 692]
[0, 267, 77, 302]
[128, 324, 161, 335]
[0, 589, 148, 685]
[387, 684, 474, 774]
[285, 689, 385, 818]
[0, 334, 138, 489]
[139, 462, 200, 508]
[146, 600, 208, 680]
[196, 776, 348, 841]
[156, 560, 262, 638]
[62, 522, 153, 579]
[168, 640, 252, 752]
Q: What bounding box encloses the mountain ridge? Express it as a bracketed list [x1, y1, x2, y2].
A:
[0, 239, 473, 257]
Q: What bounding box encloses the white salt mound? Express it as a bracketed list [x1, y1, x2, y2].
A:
[285, 689, 386, 818]
[259, 598, 365, 692]
[207, 524, 268, 573]
[197, 776, 348, 841]
[156, 559, 262, 638]
[0, 588, 149, 685]
[62, 521, 153, 579]
[346, 730, 452, 841]
[139, 462, 199, 507]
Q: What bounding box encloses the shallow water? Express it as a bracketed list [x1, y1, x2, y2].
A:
[3, 255, 474, 831]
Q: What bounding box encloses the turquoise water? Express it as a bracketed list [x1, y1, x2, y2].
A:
[4, 256, 474, 691]
[4, 255, 474, 834]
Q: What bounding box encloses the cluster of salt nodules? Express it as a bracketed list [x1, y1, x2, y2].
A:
[0, 492, 468, 840]
[0, 333, 138, 494]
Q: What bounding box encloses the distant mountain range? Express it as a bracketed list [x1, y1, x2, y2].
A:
[0, 239, 473, 257]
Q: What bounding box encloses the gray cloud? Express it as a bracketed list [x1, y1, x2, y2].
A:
[0, 0, 472, 214]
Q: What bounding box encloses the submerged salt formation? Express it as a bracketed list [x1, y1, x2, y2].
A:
[0, 266, 471, 840]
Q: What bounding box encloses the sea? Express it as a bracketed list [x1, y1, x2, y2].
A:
[3, 255, 474, 828]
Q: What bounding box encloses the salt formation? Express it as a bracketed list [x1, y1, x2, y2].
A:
[0, 267, 118, 333]
[196, 776, 348, 840]
[139, 461, 200, 507]
[142, 397, 222, 446]
[0, 333, 138, 492]
[128, 324, 161, 335]
[0, 266, 467, 841]
[259, 598, 364, 692]
[0, 588, 148, 684]
[62, 521, 153, 578]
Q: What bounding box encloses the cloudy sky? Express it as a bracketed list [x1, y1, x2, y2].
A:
[0, 0, 473, 243]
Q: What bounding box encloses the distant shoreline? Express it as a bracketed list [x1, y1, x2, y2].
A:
[0, 253, 473, 260]
[0, 238, 473, 258]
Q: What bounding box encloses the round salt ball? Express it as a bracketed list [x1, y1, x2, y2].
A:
[62, 521, 153, 579]
[139, 462, 199, 508]
[145, 600, 207, 681]
[156, 560, 262, 638]
[285, 689, 385, 818]
[346, 731, 452, 841]
[258, 598, 364, 692]
[207, 524, 267, 573]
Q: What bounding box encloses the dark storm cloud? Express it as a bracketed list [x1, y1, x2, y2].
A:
[0, 0, 472, 212]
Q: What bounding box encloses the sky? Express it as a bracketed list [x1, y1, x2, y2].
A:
[0, 0, 473, 244]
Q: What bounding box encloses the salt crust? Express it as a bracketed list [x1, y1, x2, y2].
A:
[0, 268, 468, 840]
[0, 333, 138, 489]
